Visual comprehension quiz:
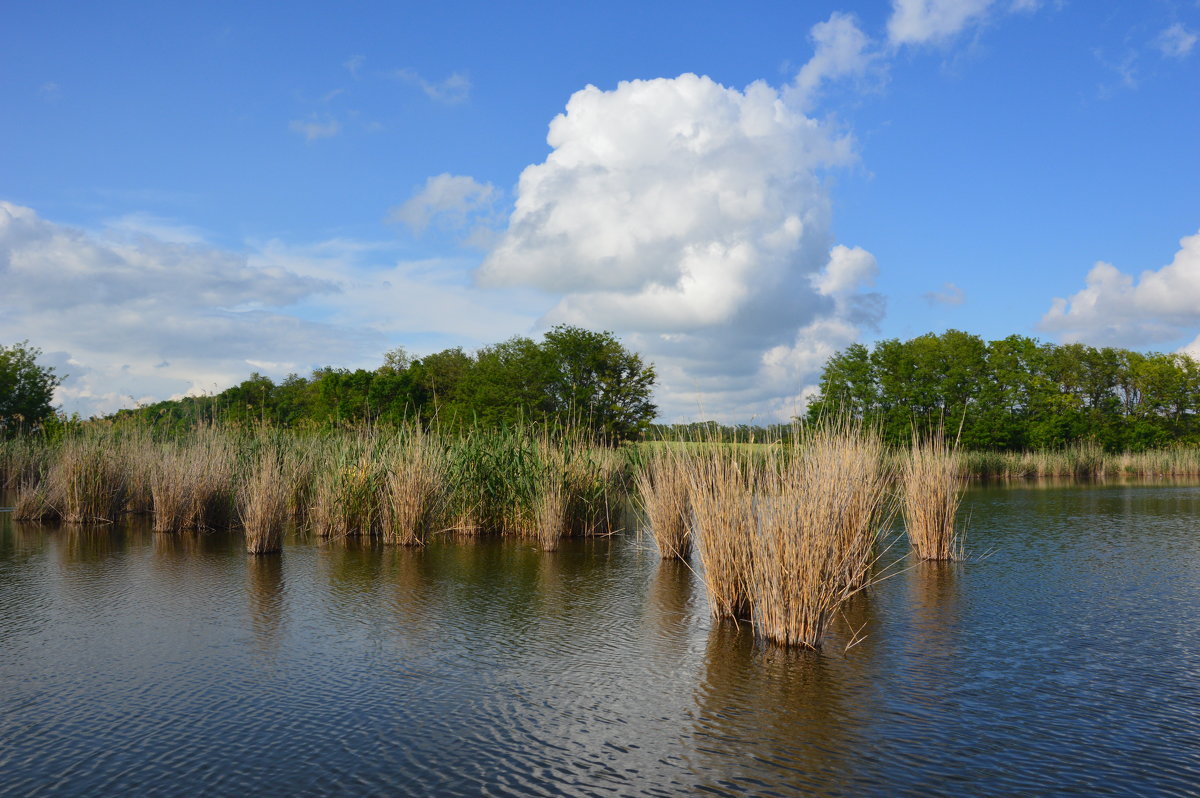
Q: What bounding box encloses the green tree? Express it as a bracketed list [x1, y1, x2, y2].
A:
[0, 341, 63, 432]
[539, 325, 657, 441]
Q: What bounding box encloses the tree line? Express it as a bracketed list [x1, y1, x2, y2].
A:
[109, 325, 657, 441]
[805, 330, 1200, 451]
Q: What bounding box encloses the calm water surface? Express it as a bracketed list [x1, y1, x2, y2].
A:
[2, 483, 1199, 796]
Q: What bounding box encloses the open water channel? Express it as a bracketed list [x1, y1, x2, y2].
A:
[2, 482, 1199, 796]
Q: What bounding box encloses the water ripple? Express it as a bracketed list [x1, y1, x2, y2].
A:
[2, 486, 1200, 795]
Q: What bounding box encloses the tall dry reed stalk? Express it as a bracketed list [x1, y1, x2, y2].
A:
[381, 429, 444, 546]
[240, 448, 290, 554]
[686, 449, 755, 618]
[902, 428, 963, 561]
[151, 446, 194, 532]
[51, 434, 127, 524]
[748, 423, 892, 648]
[13, 475, 61, 521]
[533, 476, 568, 552]
[635, 447, 692, 560]
[148, 427, 238, 532]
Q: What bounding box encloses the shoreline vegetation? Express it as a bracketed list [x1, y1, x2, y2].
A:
[4, 417, 1199, 649]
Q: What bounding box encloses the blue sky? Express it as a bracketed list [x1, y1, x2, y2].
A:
[2, 0, 1197, 421]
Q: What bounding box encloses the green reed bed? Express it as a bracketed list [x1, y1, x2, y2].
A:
[311, 433, 387, 539]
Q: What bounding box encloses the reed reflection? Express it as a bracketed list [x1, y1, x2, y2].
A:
[60, 526, 126, 565]
[246, 555, 285, 657]
[691, 622, 871, 794]
[646, 559, 696, 662]
[383, 545, 435, 637]
[902, 559, 964, 710]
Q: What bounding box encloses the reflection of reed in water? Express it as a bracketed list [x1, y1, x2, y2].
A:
[153, 528, 204, 559]
[906, 560, 961, 672]
[246, 555, 285, 656]
[647, 560, 695, 654]
[691, 624, 870, 794]
[317, 535, 389, 614]
[60, 526, 124, 565]
[9, 519, 52, 553]
[829, 588, 882, 657]
[383, 545, 434, 634]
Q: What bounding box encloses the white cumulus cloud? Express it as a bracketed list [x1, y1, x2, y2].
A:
[1040, 229, 1200, 348]
[478, 73, 882, 421]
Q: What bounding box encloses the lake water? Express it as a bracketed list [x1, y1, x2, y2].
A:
[2, 482, 1199, 796]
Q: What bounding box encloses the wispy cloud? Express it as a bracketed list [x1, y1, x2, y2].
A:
[887, 0, 996, 47]
[392, 68, 471, 105]
[0, 201, 541, 417]
[787, 12, 882, 110]
[923, 282, 966, 306]
[288, 115, 341, 141]
[344, 54, 365, 78]
[1156, 23, 1197, 59]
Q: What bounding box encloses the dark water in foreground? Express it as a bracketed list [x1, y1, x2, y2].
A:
[2, 483, 1199, 797]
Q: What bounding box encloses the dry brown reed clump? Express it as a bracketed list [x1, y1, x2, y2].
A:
[118, 429, 155, 515]
[686, 448, 755, 618]
[150, 446, 194, 533]
[748, 424, 892, 648]
[902, 427, 964, 561]
[240, 448, 290, 554]
[530, 439, 569, 552]
[381, 429, 444, 546]
[13, 475, 61, 521]
[635, 447, 692, 560]
[147, 428, 237, 532]
[51, 434, 128, 524]
[0, 436, 53, 492]
[533, 476, 568, 552]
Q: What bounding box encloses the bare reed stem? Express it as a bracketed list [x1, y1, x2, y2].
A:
[902, 428, 963, 561]
[635, 447, 692, 560]
[382, 429, 443, 546]
[241, 449, 289, 554]
[686, 449, 755, 618]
